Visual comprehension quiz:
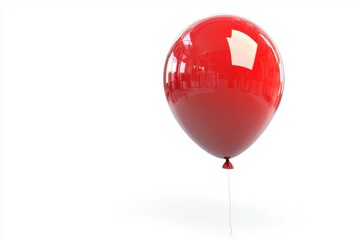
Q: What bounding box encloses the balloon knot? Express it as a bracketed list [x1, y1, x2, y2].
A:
[222, 158, 234, 169]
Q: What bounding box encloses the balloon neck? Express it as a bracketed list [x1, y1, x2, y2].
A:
[222, 158, 234, 169]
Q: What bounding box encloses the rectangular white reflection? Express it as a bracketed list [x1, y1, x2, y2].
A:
[227, 30, 258, 70]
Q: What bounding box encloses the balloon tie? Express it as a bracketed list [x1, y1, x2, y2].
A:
[222, 157, 234, 169]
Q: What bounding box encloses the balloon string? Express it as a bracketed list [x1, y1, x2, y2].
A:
[227, 170, 233, 235]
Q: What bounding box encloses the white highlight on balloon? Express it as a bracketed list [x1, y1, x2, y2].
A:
[227, 30, 258, 70]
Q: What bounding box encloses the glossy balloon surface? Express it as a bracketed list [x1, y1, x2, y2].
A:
[164, 15, 284, 159]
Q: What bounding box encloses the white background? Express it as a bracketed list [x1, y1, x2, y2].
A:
[1, 0, 360, 239]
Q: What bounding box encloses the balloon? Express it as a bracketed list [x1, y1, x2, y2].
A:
[163, 15, 284, 168]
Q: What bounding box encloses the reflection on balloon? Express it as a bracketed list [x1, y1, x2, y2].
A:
[164, 15, 284, 168]
[227, 30, 258, 70]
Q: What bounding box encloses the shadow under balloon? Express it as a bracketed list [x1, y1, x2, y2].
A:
[132, 197, 301, 235]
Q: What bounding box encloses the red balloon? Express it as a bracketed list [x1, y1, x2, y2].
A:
[164, 15, 284, 168]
